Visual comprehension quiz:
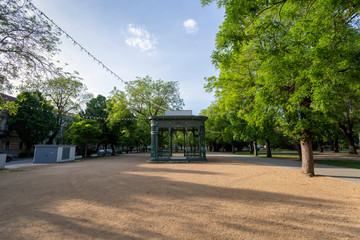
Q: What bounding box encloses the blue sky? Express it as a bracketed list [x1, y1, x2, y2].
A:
[32, 0, 225, 115]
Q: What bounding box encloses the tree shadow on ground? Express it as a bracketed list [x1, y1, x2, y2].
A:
[0, 153, 359, 239]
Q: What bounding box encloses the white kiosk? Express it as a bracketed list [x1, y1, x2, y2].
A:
[33, 145, 76, 163]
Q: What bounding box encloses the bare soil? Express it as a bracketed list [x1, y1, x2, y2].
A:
[0, 153, 359, 239]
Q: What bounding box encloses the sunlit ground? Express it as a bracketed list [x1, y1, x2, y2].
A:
[0, 153, 359, 239]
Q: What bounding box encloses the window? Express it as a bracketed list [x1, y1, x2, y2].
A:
[5, 141, 10, 150]
[1, 118, 6, 131]
[62, 148, 70, 160]
[19, 142, 23, 150]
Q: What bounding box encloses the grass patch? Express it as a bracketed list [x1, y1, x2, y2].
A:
[236, 151, 299, 159]
[235, 151, 360, 169]
[270, 154, 299, 159]
[0, 169, 26, 173]
[315, 160, 360, 169]
[8, 169, 26, 172]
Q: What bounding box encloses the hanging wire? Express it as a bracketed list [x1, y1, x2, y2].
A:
[26, 1, 243, 120]
[21, 1, 245, 135]
[22, 104, 224, 132]
[19, 104, 146, 121]
[27, 1, 169, 112]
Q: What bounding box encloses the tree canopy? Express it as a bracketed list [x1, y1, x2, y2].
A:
[203, 0, 360, 174]
[66, 119, 102, 158]
[0, 0, 60, 91]
[21, 73, 92, 143]
[84, 94, 108, 120]
[126, 75, 184, 118]
[106, 90, 136, 152]
[7, 91, 57, 155]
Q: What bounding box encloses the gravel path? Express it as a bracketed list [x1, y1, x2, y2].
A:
[0, 153, 359, 239]
[211, 152, 360, 184]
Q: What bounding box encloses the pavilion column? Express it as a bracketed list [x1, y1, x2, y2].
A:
[169, 125, 172, 157]
[183, 129, 186, 157]
[198, 126, 201, 156]
[185, 126, 188, 158]
[150, 121, 158, 160]
[200, 125, 205, 158]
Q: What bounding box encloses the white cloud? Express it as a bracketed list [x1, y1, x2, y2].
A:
[125, 24, 157, 54]
[183, 19, 198, 34]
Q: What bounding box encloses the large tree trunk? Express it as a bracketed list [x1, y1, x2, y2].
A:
[232, 141, 235, 154]
[301, 133, 314, 175]
[299, 97, 314, 174]
[265, 139, 272, 158]
[338, 122, 358, 154]
[253, 140, 258, 156]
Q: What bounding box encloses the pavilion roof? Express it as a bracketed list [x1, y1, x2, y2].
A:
[149, 115, 208, 121]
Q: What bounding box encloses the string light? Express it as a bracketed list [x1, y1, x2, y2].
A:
[27, 1, 169, 112]
[19, 1, 242, 136]
[18, 104, 146, 122]
[25, 1, 241, 121]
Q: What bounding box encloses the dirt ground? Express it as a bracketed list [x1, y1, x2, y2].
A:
[0, 153, 359, 240]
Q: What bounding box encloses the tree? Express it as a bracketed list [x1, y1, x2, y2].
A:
[131, 120, 151, 152]
[22, 73, 92, 143]
[7, 91, 57, 156]
[126, 75, 184, 118]
[203, 0, 360, 175]
[327, 83, 360, 154]
[0, 96, 19, 115]
[106, 89, 136, 153]
[82, 94, 108, 151]
[0, 0, 60, 91]
[84, 94, 108, 120]
[201, 103, 234, 152]
[124, 76, 184, 151]
[66, 119, 102, 158]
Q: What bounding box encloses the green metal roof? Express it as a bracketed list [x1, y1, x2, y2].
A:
[149, 115, 208, 121]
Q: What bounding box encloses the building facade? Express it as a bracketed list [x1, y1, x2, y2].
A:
[0, 93, 27, 156]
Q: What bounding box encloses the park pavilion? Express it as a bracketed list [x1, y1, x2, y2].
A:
[149, 110, 207, 162]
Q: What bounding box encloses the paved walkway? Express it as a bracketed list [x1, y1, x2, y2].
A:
[4, 158, 48, 169]
[4, 156, 83, 169]
[208, 152, 360, 184]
